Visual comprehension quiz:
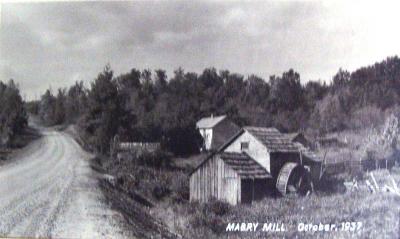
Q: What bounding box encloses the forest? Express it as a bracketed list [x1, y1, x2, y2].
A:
[25, 56, 400, 156]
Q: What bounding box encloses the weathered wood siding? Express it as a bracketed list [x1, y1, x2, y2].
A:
[224, 131, 271, 173]
[190, 155, 241, 205]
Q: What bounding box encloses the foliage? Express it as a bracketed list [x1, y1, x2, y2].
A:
[190, 200, 230, 235]
[38, 89, 56, 125]
[0, 80, 28, 147]
[161, 169, 400, 239]
[152, 184, 171, 200]
[171, 173, 190, 202]
[138, 149, 172, 168]
[311, 92, 348, 133]
[80, 65, 125, 153]
[361, 113, 400, 160]
[25, 101, 40, 115]
[35, 55, 400, 155]
[349, 106, 385, 129]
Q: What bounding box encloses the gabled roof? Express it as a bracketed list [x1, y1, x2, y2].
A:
[283, 132, 320, 163]
[196, 115, 226, 129]
[220, 152, 272, 179]
[244, 126, 299, 152]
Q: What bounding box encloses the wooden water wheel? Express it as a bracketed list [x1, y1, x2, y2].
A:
[276, 162, 311, 196]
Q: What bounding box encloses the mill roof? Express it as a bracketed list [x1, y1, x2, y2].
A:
[219, 152, 272, 179]
[285, 132, 303, 141]
[196, 115, 226, 129]
[244, 126, 299, 152]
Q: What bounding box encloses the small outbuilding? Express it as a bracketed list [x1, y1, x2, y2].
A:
[196, 114, 240, 151]
[189, 151, 273, 205]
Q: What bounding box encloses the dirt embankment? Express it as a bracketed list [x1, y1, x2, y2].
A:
[91, 154, 182, 239]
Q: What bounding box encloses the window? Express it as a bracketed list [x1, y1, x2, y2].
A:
[241, 142, 249, 151]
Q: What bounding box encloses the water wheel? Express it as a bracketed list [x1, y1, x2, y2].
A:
[276, 162, 311, 196]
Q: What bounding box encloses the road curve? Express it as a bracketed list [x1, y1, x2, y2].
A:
[0, 129, 129, 238]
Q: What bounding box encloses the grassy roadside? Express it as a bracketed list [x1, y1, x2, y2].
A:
[145, 169, 400, 239]
[62, 123, 400, 238]
[91, 154, 182, 239]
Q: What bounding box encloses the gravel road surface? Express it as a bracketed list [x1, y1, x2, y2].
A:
[0, 129, 130, 238]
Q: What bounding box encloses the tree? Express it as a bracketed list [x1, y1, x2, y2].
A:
[154, 69, 168, 95]
[54, 88, 66, 125]
[311, 93, 348, 133]
[269, 69, 304, 112]
[332, 68, 350, 92]
[0, 80, 28, 146]
[66, 81, 87, 122]
[39, 89, 56, 125]
[80, 65, 123, 153]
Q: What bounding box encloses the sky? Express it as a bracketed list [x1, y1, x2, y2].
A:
[1, 0, 400, 100]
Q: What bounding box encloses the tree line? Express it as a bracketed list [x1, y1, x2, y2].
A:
[0, 80, 28, 148]
[31, 56, 400, 156]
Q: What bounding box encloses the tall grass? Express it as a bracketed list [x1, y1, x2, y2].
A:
[157, 169, 400, 238]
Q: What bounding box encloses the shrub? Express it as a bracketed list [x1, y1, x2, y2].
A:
[0, 80, 28, 147]
[206, 200, 231, 216]
[152, 184, 171, 200]
[190, 200, 230, 235]
[171, 173, 189, 202]
[205, 216, 225, 234]
[138, 149, 172, 168]
[349, 106, 384, 129]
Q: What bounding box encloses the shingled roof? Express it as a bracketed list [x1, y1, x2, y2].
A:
[285, 132, 302, 141]
[295, 142, 322, 163]
[196, 115, 226, 128]
[219, 152, 272, 179]
[244, 126, 299, 152]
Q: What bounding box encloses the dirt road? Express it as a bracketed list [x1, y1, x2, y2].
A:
[0, 129, 130, 238]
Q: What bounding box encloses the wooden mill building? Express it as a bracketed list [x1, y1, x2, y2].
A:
[189, 127, 321, 205]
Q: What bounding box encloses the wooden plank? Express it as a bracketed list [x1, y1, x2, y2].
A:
[200, 167, 203, 202]
[238, 177, 241, 203]
[213, 157, 217, 198]
[195, 171, 198, 201]
[211, 158, 214, 197]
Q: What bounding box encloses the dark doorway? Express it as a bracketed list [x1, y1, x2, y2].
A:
[241, 179, 254, 204]
[253, 179, 268, 200]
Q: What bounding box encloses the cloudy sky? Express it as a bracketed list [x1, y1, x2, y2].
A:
[1, 0, 400, 100]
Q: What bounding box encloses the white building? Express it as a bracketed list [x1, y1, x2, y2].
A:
[196, 115, 239, 151]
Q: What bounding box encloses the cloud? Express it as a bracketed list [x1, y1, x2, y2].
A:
[1, 1, 400, 100]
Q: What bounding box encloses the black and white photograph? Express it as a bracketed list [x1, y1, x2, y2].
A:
[1, 0, 400, 238]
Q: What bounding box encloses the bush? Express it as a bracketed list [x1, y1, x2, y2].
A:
[349, 106, 384, 129]
[190, 200, 230, 235]
[152, 184, 171, 200]
[138, 149, 172, 168]
[205, 200, 231, 216]
[171, 173, 189, 202]
[0, 80, 28, 147]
